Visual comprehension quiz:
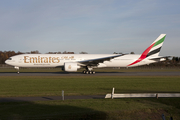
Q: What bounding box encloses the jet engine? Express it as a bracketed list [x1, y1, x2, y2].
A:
[64, 62, 80, 72]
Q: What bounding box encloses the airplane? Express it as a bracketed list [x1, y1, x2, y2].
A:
[5, 34, 168, 74]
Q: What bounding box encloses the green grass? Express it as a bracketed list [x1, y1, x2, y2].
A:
[0, 76, 179, 97]
[0, 98, 180, 120]
[0, 75, 180, 119]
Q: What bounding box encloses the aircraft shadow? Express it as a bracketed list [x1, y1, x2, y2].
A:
[0, 98, 107, 120]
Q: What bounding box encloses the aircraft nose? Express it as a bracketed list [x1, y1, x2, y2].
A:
[5, 60, 8, 64]
[5, 59, 11, 64]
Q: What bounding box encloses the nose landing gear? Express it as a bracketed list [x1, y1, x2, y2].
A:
[14, 66, 19, 74]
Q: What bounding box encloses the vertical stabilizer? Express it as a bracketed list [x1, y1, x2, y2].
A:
[128, 34, 166, 66]
[146, 34, 166, 58]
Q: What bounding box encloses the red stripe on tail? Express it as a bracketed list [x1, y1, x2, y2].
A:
[128, 43, 155, 66]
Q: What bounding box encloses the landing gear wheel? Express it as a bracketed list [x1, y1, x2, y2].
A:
[82, 70, 86, 74]
[82, 70, 96, 74]
[14, 66, 20, 74]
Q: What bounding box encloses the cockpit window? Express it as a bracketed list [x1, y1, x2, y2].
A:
[8, 58, 12, 60]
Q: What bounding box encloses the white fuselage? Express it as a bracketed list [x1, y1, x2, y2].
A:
[4, 34, 167, 73]
[5, 54, 158, 68]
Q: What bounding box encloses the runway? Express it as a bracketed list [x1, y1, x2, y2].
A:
[0, 95, 105, 102]
[0, 71, 179, 76]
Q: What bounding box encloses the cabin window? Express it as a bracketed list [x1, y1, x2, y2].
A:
[8, 58, 12, 60]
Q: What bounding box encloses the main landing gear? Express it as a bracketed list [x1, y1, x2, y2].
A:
[82, 66, 96, 74]
[82, 70, 95, 74]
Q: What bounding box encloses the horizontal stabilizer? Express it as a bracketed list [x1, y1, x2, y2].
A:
[148, 56, 172, 61]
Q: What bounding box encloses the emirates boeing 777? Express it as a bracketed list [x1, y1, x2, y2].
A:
[5, 34, 168, 74]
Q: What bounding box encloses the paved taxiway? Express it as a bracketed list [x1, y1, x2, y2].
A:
[0, 95, 105, 102]
[0, 72, 179, 76]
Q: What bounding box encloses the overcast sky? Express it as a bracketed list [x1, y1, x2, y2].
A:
[0, 0, 180, 56]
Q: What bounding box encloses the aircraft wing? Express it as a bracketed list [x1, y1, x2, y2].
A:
[78, 54, 125, 66]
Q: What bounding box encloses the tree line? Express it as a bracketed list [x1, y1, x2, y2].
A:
[0, 51, 179, 66]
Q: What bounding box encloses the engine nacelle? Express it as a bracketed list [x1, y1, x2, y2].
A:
[64, 62, 80, 72]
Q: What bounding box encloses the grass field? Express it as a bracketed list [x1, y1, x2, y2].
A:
[0, 68, 180, 119]
[1, 98, 180, 120]
[0, 76, 180, 97]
